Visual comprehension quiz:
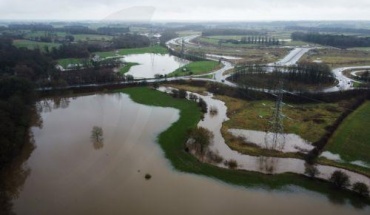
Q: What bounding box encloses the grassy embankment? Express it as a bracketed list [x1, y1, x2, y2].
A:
[162, 83, 370, 177]
[300, 49, 370, 67]
[119, 87, 369, 205]
[119, 62, 139, 75]
[320, 101, 370, 175]
[168, 61, 220, 77]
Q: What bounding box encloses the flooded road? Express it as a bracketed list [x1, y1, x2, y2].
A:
[124, 53, 188, 78]
[6, 93, 370, 215]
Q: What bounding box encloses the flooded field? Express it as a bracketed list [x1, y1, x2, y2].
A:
[124, 54, 188, 78]
[5, 93, 370, 215]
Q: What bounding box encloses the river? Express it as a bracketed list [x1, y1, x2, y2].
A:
[4, 93, 370, 215]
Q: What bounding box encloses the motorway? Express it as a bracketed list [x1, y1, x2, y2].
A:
[168, 35, 370, 93]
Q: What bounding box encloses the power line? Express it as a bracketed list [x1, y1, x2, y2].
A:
[265, 80, 285, 150]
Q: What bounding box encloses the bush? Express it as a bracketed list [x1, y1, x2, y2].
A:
[145, 174, 152, 180]
[225, 159, 238, 169]
[352, 182, 369, 198]
[329, 170, 350, 189]
[304, 164, 320, 178]
[187, 127, 213, 156]
[178, 89, 187, 99]
[189, 93, 198, 102]
[198, 98, 207, 113]
[209, 106, 218, 116]
[206, 151, 224, 164]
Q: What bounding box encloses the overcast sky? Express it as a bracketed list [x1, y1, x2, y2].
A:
[1, 0, 370, 21]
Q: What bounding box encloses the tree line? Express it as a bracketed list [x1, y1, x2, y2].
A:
[0, 77, 36, 168]
[230, 62, 335, 91]
[202, 28, 265, 36]
[40, 34, 150, 59]
[0, 37, 55, 82]
[7, 24, 130, 36]
[291, 32, 370, 49]
[217, 36, 280, 46]
[286, 26, 370, 35]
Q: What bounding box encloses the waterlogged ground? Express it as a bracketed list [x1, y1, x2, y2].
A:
[124, 53, 188, 78]
[6, 93, 370, 215]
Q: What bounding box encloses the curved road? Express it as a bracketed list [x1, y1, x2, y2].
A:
[168, 35, 370, 93]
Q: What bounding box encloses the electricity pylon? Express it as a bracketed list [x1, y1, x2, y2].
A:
[265, 81, 285, 150]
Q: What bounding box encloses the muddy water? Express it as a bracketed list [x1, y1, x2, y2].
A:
[8, 93, 370, 215]
[124, 54, 188, 78]
[195, 91, 370, 188]
[228, 129, 313, 153]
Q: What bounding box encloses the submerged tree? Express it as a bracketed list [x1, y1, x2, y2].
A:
[352, 182, 369, 198]
[329, 170, 350, 189]
[91, 126, 104, 149]
[187, 127, 213, 158]
[304, 164, 320, 179]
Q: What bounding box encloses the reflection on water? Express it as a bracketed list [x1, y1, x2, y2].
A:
[0, 134, 35, 215]
[228, 129, 314, 153]
[36, 95, 74, 113]
[4, 93, 370, 215]
[124, 54, 189, 78]
[258, 157, 278, 174]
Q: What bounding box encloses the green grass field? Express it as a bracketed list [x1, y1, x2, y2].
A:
[349, 47, 370, 52]
[119, 62, 139, 75]
[95, 45, 168, 58]
[23, 31, 66, 39]
[13, 39, 60, 51]
[73, 34, 113, 41]
[57, 58, 85, 68]
[326, 101, 370, 164]
[23, 31, 113, 42]
[168, 61, 220, 77]
[119, 87, 369, 205]
[214, 96, 345, 143]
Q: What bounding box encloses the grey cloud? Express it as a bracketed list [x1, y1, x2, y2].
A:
[0, 0, 369, 20]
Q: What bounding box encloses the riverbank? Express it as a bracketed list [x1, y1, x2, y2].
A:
[119, 87, 369, 206]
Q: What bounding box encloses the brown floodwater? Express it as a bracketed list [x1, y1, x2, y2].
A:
[7, 93, 370, 215]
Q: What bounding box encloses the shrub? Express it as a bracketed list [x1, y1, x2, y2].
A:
[198, 98, 207, 113]
[187, 127, 213, 156]
[225, 159, 238, 169]
[189, 93, 198, 102]
[178, 89, 187, 99]
[145, 174, 152, 180]
[209, 106, 218, 116]
[329, 170, 350, 189]
[352, 182, 369, 198]
[206, 151, 224, 164]
[304, 164, 320, 178]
